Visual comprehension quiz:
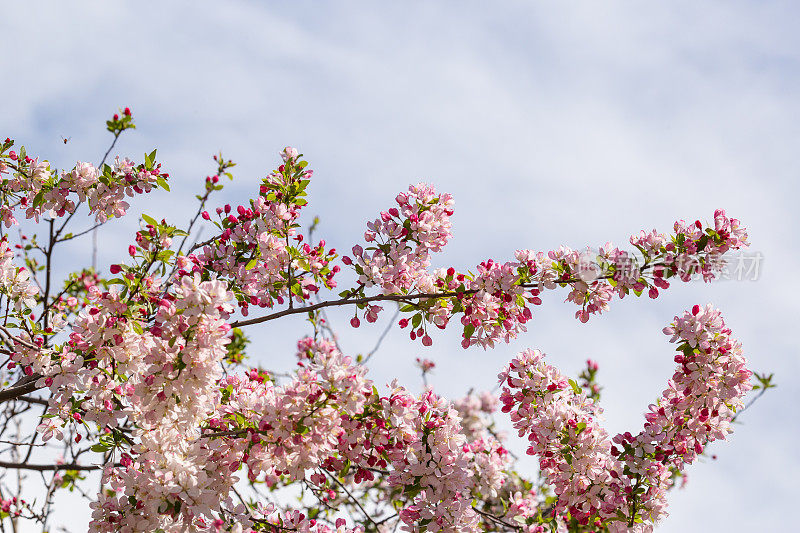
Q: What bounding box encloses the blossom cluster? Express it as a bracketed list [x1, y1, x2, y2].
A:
[77, 333, 516, 532]
[209, 339, 515, 532]
[0, 138, 167, 227]
[187, 148, 340, 316]
[345, 180, 748, 349]
[346, 183, 455, 295]
[85, 274, 237, 531]
[498, 305, 752, 531]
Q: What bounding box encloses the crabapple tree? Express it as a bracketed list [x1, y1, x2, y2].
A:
[0, 110, 773, 533]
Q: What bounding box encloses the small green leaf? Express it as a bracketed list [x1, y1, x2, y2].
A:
[463, 323, 475, 339]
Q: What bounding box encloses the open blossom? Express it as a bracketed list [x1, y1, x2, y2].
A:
[0, 237, 39, 310]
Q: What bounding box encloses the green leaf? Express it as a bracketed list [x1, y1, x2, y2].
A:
[463, 323, 475, 339]
[144, 149, 157, 169]
[156, 176, 170, 191]
[568, 378, 581, 395]
[411, 313, 422, 329]
[245, 257, 258, 270]
[403, 483, 422, 498]
[142, 213, 158, 226]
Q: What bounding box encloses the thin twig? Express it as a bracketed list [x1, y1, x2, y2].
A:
[472, 506, 521, 530]
[323, 470, 377, 527]
[362, 305, 400, 364]
[55, 222, 103, 243]
[15, 396, 48, 407]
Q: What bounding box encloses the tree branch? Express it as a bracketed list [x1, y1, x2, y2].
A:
[0, 376, 42, 404]
[231, 289, 474, 328]
[0, 461, 109, 472]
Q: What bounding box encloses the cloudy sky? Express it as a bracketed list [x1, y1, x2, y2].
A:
[2, 1, 798, 531]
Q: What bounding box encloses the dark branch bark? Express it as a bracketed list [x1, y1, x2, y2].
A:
[231, 289, 474, 328]
[0, 461, 110, 472]
[0, 375, 42, 404]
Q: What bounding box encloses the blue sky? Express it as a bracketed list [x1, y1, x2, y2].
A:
[2, 1, 799, 531]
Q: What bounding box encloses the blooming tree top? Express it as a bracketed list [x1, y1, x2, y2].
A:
[0, 110, 771, 533]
